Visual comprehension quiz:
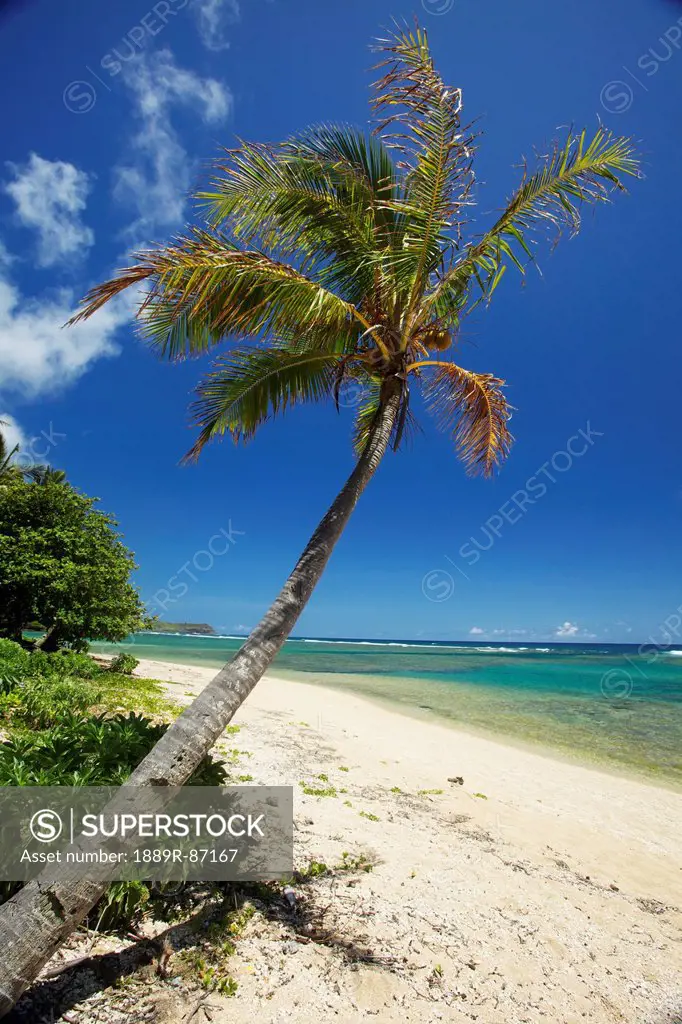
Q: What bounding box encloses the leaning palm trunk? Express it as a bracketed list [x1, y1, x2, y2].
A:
[0, 22, 638, 1016]
[0, 385, 400, 1017]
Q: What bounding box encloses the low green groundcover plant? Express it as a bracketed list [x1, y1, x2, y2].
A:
[0, 708, 227, 786]
[0, 676, 101, 730]
[0, 640, 228, 929]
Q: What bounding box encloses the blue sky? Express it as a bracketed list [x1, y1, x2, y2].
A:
[1, 0, 681, 643]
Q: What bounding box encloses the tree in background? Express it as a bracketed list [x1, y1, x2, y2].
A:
[0, 421, 66, 487]
[23, 466, 67, 486]
[0, 24, 639, 1012]
[0, 422, 22, 486]
[0, 480, 147, 651]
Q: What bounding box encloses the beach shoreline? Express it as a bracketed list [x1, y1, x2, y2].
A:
[91, 634, 682, 789]
[132, 656, 682, 1022]
[266, 667, 682, 793]
[66, 654, 682, 1022]
[113, 648, 682, 791]
[135, 656, 682, 851]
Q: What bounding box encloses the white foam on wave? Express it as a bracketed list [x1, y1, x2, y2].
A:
[292, 639, 462, 650]
[475, 646, 519, 653]
[141, 633, 562, 655]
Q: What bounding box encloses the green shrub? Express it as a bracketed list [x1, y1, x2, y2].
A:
[24, 649, 101, 680]
[0, 640, 102, 681]
[0, 710, 228, 787]
[0, 638, 227, 932]
[299, 780, 337, 797]
[0, 640, 30, 674]
[13, 677, 102, 729]
[108, 652, 139, 676]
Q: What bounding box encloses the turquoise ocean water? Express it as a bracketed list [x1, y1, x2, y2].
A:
[91, 634, 682, 786]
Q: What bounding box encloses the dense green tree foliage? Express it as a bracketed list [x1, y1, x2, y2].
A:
[0, 481, 147, 650]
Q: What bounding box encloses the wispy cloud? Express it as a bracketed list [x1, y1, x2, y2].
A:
[0, 262, 130, 400]
[192, 0, 241, 51]
[3, 153, 94, 268]
[1, 51, 231, 410]
[469, 626, 485, 635]
[113, 48, 232, 238]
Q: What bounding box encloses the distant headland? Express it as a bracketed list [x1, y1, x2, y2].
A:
[144, 622, 216, 636]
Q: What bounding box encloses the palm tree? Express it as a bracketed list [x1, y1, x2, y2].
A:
[0, 421, 21, 485]
[23, 465, 67, 485]
[0, 25, 639, 1013]
[0, 422, 65, 487]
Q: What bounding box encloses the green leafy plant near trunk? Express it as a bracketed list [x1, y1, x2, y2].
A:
[0, 641, 226, 787]
[0, 642, 227, 924]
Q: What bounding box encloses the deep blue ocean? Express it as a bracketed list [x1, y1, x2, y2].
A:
[91, 635, 682, 785]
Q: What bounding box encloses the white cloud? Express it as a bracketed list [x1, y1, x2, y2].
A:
[0, 263, 131, 400]
[0, 413, 26, 458]
[3, 154, 94, 268]
[113, 49, 232, 238]
[469, 627, 485, 635]
[555, 621, 580, 638]
[0, 240, 14, 268]
[193, 0, 241, 51]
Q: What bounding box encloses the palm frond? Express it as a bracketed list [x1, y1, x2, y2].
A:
[186, 348, 363, 459]
[424, 126, 639, 321]
[372, 24, 475, 314]
[0, 421, 20, 481]
[25, 466, 67, 485]
[421, 361, 513, 476]
[68, 230, 360, 361]
[197, 132, 385, 304]
[290, 124, 404, 244]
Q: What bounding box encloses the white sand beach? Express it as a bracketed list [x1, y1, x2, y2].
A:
[118, 657, 682, 1024]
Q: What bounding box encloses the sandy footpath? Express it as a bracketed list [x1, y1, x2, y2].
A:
[110, 657, 682, 1024]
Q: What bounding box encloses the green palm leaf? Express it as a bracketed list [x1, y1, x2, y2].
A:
[0, 420, 21, 484]
[25, 466, 67, 486]
[372, 25, 475, 318]
[186, 348, 365, 459]
[425, 126, 639, 322]
[69, 230, 361, 361]
[351, 377, 382, 457]
[197, 134, 379, 304]
[289, 124, 404, 244]
[67, 26, 637, 477]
